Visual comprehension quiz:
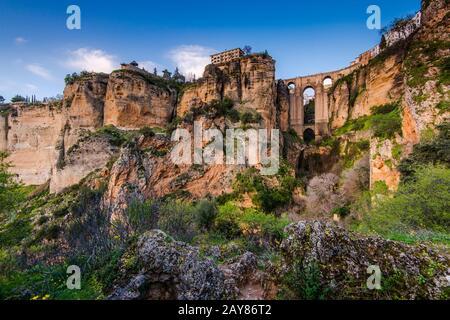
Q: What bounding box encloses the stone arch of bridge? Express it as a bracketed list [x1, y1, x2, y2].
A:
[283, 65, 357, 140]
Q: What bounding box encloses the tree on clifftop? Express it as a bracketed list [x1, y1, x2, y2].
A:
[10, 95, 26, 103]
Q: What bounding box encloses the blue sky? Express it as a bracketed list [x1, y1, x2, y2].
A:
[0, 0, 421, 101]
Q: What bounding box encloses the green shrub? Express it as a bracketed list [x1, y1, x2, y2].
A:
[194, 199, 218, 231]
[280, 260, 329, 300]
[398, 122, 450, 181]
[369, 107, 402, 139]
[239, 111, 262, 124]
[127, 199, 158, 234]
[334, 102, 401, 140]
[0, 152, 25, 220]
[371, 102, 398, 115]
[214, 202, 241, 239]
[158, 200, 197, 243]
[239, 208, 288, 242]
[95, 125, 127, 146]
[355, 165, 450, 243]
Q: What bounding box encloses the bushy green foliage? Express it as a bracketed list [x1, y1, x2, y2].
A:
[369, 107, 402, 140]
[213, 202, 241, 239]
[64, 71, 93, 85]
[404, 40, 450, 88]
[398, 122, 450, 181]
[194, 199, 218, 231]
[95, 125, 128, 146]
[11, 95, 26, 103]
[0, 152, 25, 221]
[157, 200, 197, 243]
[213, 202, 288, 243]
[127, 199, 158, 234]
[280, 260, 328, 300]
[239, 208, 288, 242]
[355, 165, 450, 244]
[334, 102, 401, 140]
[231, 165, 297, 213]
[239, 111, 262, 124]
[182, 97, 240, 123]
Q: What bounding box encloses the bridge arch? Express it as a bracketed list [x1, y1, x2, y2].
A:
[303, 87, 315, 125]
[303, 128, 315, 144]
[287, 82, 296, 94]
[323, 76, 333, 89]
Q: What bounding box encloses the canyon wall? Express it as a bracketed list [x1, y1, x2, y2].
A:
[178, 54, 279, 129]
[104, 69, 177, 130]
[0, 68, 178, 191]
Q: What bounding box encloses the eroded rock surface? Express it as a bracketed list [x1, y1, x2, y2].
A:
[280, 221, 449, 299]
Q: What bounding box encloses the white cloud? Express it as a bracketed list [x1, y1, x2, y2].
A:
[169, 45, 216, 79]
[26, 64, 52, 80]
[15, 37, 27, 44]
[65, 48, 117, 73]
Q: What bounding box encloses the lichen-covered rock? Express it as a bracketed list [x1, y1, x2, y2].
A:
[280, 221, 449, 299]
[108, 230, 226, 300]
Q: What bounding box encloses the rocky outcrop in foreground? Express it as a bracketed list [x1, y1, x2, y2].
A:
[109, 230, 226, 300]
[280, 221, 449, 299]
[108, 230, 259, 300]
[109, 222, 448, 300]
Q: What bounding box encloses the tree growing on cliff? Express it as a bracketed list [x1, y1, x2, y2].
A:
[172, 67, 185, 83]
[0, 152, 24, 221]
[0, 96, 5, 104]
[243, 45, 252, 55]
[162, 69, 172, 80]
[10, 95, 26, 103]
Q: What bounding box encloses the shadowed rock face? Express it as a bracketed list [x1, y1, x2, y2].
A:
[280, 221, 449, 299]
[108, 229, 226, 300]
[104, 70, 177, 130]
[108, 229, 261, 300]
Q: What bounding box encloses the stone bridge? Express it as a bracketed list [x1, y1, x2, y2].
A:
[283, 63, 360, 140]
[283, 64, 357, 142]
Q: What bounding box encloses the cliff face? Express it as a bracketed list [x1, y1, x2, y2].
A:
[323, 0, 449, 191]
[178, 54, 279, 129]
[104, 70, 177, 130]
[63, 73, 109, 129]
[2, 106, 65, 185]
[328, 55, 404, 130]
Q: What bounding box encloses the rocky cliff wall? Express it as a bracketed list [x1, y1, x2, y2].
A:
[178, 54, 279, 129]
[104, 70, 177, 130]
[4, 105, 65, 185]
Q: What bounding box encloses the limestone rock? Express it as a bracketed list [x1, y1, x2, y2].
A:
[63, 73, 109, 128]
[280, 221, 449, 299]
[104, 70, 177, 130]
[178, 54, 278, 129]
[50, 133, 119, 193]
[109, 230, 226, 300]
